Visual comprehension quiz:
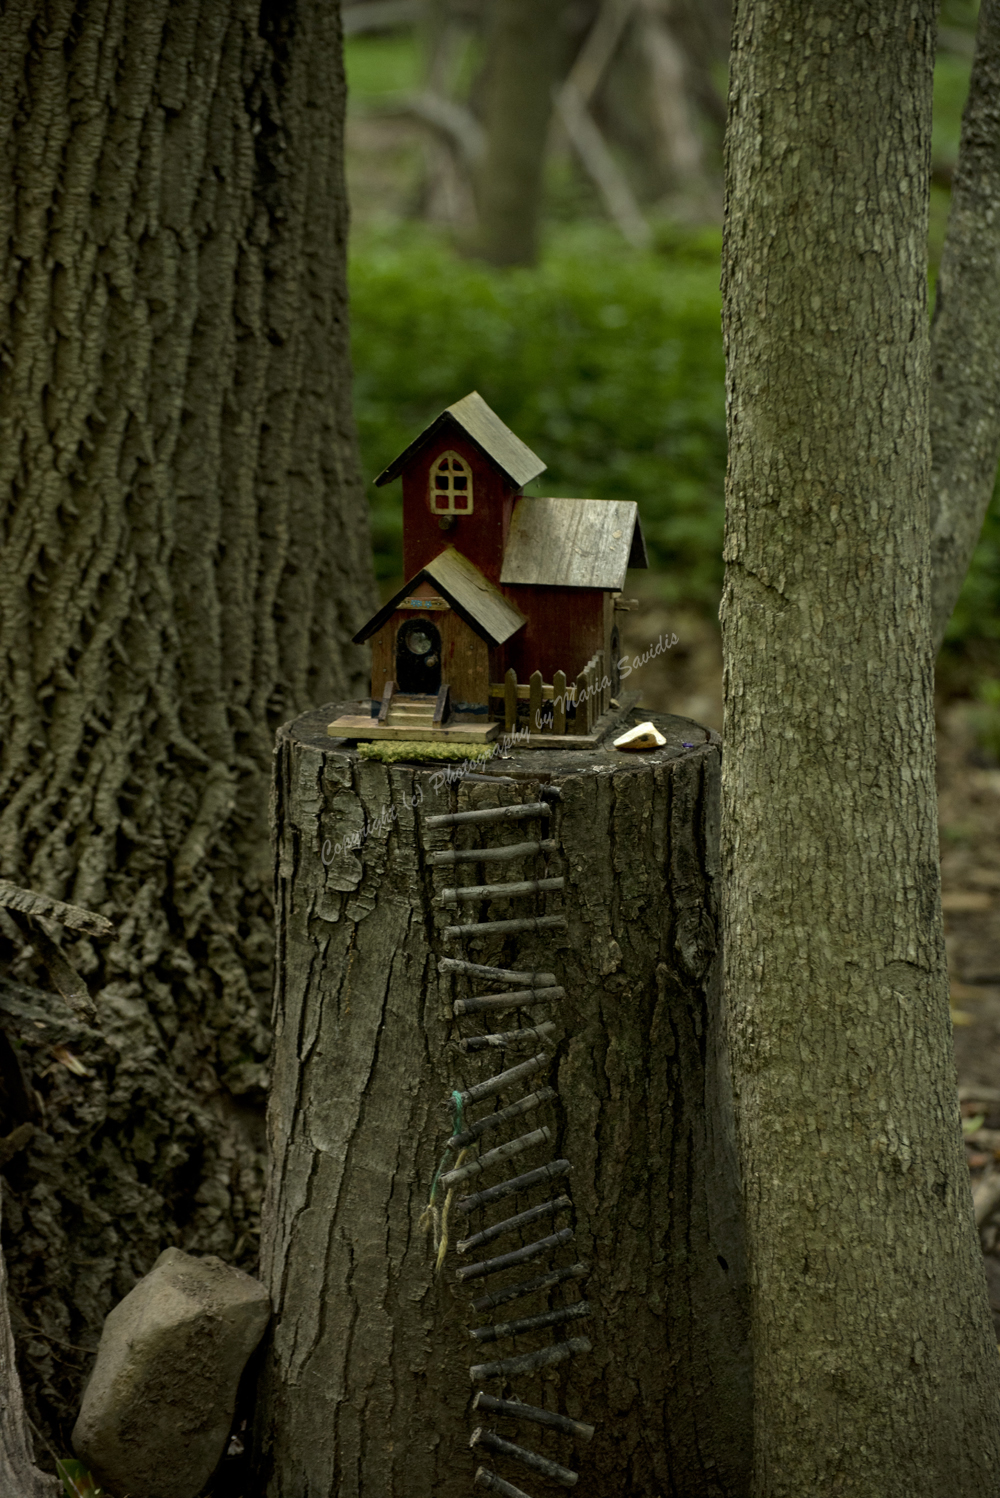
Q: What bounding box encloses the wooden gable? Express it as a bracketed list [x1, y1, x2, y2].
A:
[374, 393, 546, 586]
[401, 430, 516, 584]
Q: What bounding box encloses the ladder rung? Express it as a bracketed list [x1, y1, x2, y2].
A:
[447, 1088, 555, 1150]
[456, 1052, 550, 1107]
[456, 1196, 571, 1256]
[474, 1467, 534, 1498]
[470, 1299, 590, 1346]
[443, 915, 566, 939]
[472, 1391, 595, 1443]
[455, 1225, 574, 1283]
[470, 1261, 588, 1313]
[439, 877, 564, 906]
[457, 1158, 570, 1214]
[427, 840, 557, 867]
[453, 988, 564, 1017]
[438, 959, 557, 986]
[424, 802, 552, 828]
[458, 1022, 557, 1053]
[468, 1334, 590, 1379]
[438, 1128, 551, 1191]
[471, 1430, 577, 1489]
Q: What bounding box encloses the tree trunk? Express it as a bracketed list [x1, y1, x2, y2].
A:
[474, 0, 564, 266]
[257, 704, 751, 1498]
[0, 0, 374, 1455]
[929, 0, 1000, 649]
[0, 1200, 58, 1498]
[721, 4, 1000, 1495]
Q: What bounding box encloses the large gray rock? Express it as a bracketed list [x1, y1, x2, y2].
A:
[72, 1247, 270, 1498]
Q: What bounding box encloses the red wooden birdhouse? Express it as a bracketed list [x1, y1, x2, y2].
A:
[328, 392, 647, 746]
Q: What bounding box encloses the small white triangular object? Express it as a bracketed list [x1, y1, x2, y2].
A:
[612, 720, 666, 751]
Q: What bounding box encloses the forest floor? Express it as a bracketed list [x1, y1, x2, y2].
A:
[620, 592, 1000, 1338]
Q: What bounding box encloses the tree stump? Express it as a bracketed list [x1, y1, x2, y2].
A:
[257, 704, 751, 1498]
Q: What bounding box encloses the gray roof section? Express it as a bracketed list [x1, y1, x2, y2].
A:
[353, 546, 526, 647]
[374, 391, 547, 489]
[500, 497, 648, 591]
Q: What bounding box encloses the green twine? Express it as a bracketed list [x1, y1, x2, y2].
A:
[427, 1089, 466, 1208]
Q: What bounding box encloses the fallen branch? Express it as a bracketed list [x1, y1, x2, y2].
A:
[372, 90, 485, 168]
[0, 881, 114, 940]
[972, 1168, 1000, 1229]
[554, 81, 651, 249]
[6, 911, 98, 1021]
[563, 0, 637, 107]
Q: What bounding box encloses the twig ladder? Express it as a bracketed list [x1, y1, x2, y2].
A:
[421, 784, 595, 1498]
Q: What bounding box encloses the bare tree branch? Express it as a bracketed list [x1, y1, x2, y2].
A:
[0, 882, 113, 940]
[555, 81, 651, 248]
[564, 0, 637, 106]
[374, 90, 486, 167]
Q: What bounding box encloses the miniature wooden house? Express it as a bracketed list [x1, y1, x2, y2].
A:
[332, 391, 647, 742]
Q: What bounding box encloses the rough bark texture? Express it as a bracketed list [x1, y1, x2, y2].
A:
[258, 704, 751, 1498]
[721, 4, 1000, 1495]
[929, 0, 1000, 648]
[0, 0, 374, 1455]
[474, 0, 564, 266]
[0, 1201, 58, 1498]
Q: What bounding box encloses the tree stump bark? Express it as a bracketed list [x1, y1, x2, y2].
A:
[257, 704, 751, 1498]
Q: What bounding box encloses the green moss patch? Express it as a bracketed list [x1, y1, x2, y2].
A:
[356, 740, 497, 766]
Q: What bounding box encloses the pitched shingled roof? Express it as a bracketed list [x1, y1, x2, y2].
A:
[353, 547, 527, 648]
[500, 497, 648, 591]
[374, 391, 546, 490]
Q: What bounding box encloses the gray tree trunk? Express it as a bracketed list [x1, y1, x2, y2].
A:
[474, 0, 564, 266]
[929, 0, 1000, 649]
[0, 0, 374, 1456]
[257, 704, 751, 1498]
[721, 4, 1000, 1495]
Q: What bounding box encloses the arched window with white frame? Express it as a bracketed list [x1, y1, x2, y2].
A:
[428, 451, 474, 516]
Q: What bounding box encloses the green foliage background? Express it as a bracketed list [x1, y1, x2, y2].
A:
[350, 219, 1000, 645]
[351, 224, 726, 607]
[347, 2, 999, 653]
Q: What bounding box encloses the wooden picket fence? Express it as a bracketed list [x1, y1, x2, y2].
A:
[489, 651, 610, 736]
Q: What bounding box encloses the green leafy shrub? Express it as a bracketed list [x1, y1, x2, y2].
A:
[969, 677, 1000, 763]
[350, 221, 1000, 649]
[947, 476, 1000, 648]
[350, 224, 727, 608]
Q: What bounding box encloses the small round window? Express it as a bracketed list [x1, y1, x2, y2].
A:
[405, 629, 433, 656]
[429, 451, 473, 516]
